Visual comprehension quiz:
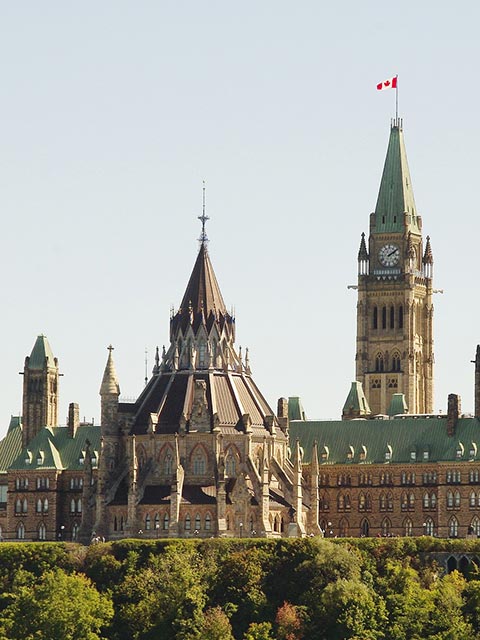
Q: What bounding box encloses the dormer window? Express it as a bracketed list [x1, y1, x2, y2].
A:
[25, 450, 32, 465]
[321, 446, 329, 462]
[385, 444, 393, 462]
[346, 446, 354, 461]
[79, 451, 86, 465]
[456, 442, 464, 460]
[423, 450, 430, 461]
[36, 451, 45, 466]
[470, 443, 477, 460]
[410, 450, 417, 461]
[359, 445, 367, 462]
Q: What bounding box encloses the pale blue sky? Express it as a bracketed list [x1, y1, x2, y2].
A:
[0, 1, 479, 436]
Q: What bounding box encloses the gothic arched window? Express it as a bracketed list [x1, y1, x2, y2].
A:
[390, 305, 395, 329]
[398, 305, 404, 329]
[192, 449, 206, 475]
[382, 306, 387, 329]
[164, 452, 173, 475]
[360, 518, 370, 537]
[381, 517, 391, 536]
[449, 516, 459, 538]
[38, 523, 46, 541]
[185, 514, 191, 531]
[225, 453, 236, 477]
[375, 353, 384, 373]
[404, 518, 413, 537]
[392, 353, 401, 372]
[17, 523, 25, 540]
[373, 306, 378, 330]
[424, 517, 435, 536]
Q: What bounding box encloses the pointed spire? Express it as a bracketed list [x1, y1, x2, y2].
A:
[27, 335, 56, 370]
[100, 345, 120, 396]
[407, 231, 416, 259]
[179, 243, 227, 317]
[423, 235, 433, 264]
[311, 440, 319, 475]
[198, 180, 209, 246]
[373, 121, 420, 235]
[357, 232, 368, 261]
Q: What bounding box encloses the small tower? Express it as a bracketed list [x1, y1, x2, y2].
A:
[99, 345, 120, 435]
[21, 335, 59, 448]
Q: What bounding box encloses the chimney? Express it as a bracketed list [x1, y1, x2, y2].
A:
[447, 394, 461, 437]
[68, 402, 80, 438]
[277, 397, 289, 434]
[277, 397, 288, 418]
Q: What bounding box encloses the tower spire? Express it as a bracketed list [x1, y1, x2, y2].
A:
[198, 180, 209, 246]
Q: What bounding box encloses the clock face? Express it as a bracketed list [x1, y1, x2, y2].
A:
[378, 244, 400, 267]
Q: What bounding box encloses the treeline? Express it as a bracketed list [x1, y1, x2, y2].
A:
[1, 537, 480, 639]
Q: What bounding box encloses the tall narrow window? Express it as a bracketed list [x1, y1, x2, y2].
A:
[398, 305, 404, 329]
[373, 306, 378, 330]
[375, 354, 384, 372]
[382, 306, 387, 329]
[390, 305, 395, 329]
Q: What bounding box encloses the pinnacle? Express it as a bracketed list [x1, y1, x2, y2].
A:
[100, 345, 120, 396]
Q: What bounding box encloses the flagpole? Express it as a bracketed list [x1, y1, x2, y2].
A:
[395, 75, 399, 122]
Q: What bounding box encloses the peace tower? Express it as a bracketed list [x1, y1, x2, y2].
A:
[355, 119, 434, 415]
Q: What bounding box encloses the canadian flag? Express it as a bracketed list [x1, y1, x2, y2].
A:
[377, 76, 397, 91]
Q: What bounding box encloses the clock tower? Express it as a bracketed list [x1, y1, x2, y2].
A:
[355, 119, 434, 415]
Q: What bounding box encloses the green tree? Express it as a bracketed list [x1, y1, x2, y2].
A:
[243, 621, 275, 640]
[375, 559, 434, 639]
[463, 578, 480, 633]
[426, 571, 474, 640]
[0, 568, 113, 640]
[315, 578, 387, 640]
[112, 543, 208, 640]
[178, 606, 235, 640]
[212, 547, 268, 637]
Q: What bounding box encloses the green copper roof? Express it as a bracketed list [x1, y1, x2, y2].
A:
[388, 393, 408, 416]
[290, 417, 480, 465]
[28, 335, 56, 370]
[342, 382, 371, 418]
[373, 121, 420, 235]
[9, 425, 101, 471]
[288, 397, 306, 421]
[0, 418, 22, 472]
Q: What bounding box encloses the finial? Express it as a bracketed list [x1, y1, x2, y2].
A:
[108, 344, 114, 354]
[198, 180, 210, 246]
[144, 348, 148, 386]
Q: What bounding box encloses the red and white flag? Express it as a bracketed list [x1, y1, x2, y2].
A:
[377, 76, 397, 91]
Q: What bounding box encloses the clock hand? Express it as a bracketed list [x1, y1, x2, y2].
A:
[387, 249, 397, 257]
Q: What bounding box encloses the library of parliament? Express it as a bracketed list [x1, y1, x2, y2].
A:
[1, 118, 480, 542]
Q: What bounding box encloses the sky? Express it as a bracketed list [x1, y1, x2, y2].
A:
[0, 1, 479, 437]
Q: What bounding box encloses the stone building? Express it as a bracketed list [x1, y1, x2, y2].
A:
[1, 117, 480, 542]
[0, 229, 320, 541]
